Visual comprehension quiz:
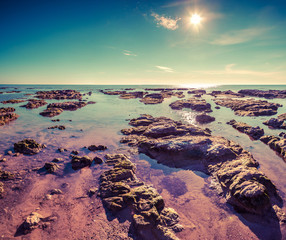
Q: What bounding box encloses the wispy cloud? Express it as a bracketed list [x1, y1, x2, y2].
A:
[156, 65, 174, 73]
[122, 50, 137, 56]
[161, 0, 194, 8]
[211, 27, 270, 45]
[151, 13, 181, 30]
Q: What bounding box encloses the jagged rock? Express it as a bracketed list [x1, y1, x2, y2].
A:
[52, 158, 63, 162]
[44, 162, 59, 173]
[14, 139, 45, 155]
[87, 145, 107, 151]
[36, 90, 82, 100]
[238, 89, 286, 99]
[1, 99, 26, 104]
[0, 182, 4, 198]
[195, 114, 215, 124]
[169, 98, 212, 112]
[0, 170, 15, 180]
[121, 115, 281, 215]
[214, 98, 281, 116]
[227, 119, 264, 140]
[140, 93, 164, 104]
[263, 118, 286, 129]
[0, 107, 19, 126]
[260, 135, 286, 160]
[278, 113, 286, 121]
[57, 148, 67, 153]
[22, 212, 43, 232]
[71, 155, 92, 170]
[20, 99, 47, 109]
[50, 189, 62, 195]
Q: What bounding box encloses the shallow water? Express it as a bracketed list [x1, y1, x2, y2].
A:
[0, 84, 286, 240]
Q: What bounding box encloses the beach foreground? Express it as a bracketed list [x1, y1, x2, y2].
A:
[0, 85, 286, 240]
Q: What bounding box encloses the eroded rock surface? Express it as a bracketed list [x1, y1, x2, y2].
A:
[263, 118, 286, 129]
[99, 154, 182, 240]
[14, 139, 46, 155]
[21, 99, 47, 109]
[227, 119, 264, 140]
[0, 107, 19, 126]
[140, 93, 164, 104]
[260, 135, 286, 160]
[120, 115, 282, 216]
[36, 90, 82, 100]
[214, 98, 281, 116]
[195, 114, 215, 124]
[71, 155, 93, 170]
[238, 89, 286, 99]
[169, 98, 212, 112]
[40, 101, 87, 117]
[1, 99, 26, 104]
[44, 162, 60, 173]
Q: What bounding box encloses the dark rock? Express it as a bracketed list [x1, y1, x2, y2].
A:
[227, 119, 264, 140]
[1, 99, 26, 104]
[140, 93, 164, 104]
[0, 170, 16, 180]
[20, 99, 47, 109]
[48, 125, 66, 130]
[120, 91, 145, 99]
[260, 135, 286, 160]
[71, 150, 79, 155]
[22, 212, 43, 232]
[57, 148, 67, 153]
[214, 98, 281, 116]
[14, 139, 45, 155]
[87, 145, 107, 151]
[71, 155, 93, 170]
[44, 162, 59, 173]
[195, 114, 215, 124]
[51, 119, 60, 122]
[94, 156, 104, 164]
[187, 89, 206, 95]
[40, 101, 87, 117]
[169, 98, 212, 112]
[263, 118, 285, 129]
[0, 107, 19, 126]
[50, 189, 62, 194]
[238, 89, 286, 99]
[36, 90, 82, 100]
[52, 158, 62, 162]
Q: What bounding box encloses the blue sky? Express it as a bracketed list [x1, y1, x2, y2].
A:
[0, 0, 286, 85]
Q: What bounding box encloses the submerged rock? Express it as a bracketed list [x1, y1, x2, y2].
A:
[48, 125, 66, 130]
[169, 98, 212, 112]
[0, 107, 19, 126]
[121, 115, 282, 216]
[71, 155, 93, 170]
[214, 98, 281, 116]
[14, 139, 45, 155]
[87, 145, 107, 151]
[227, 119, 264, 140]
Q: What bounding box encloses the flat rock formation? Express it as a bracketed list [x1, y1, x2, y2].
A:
[20, 99, 47, 109]
[0, 107, 19, 126]
[187, 89, 206, 95]
[100, 90, 126, 95]
[40, 101, 88, 117]
[278, 113, 286, 121]
[260, 135, 286, 160]
[14, 138, 46, 155]
[48, 125, 66, 130]
[169, 98, 212, 112]
[209, 90, 244, 98]
[119, 91, 145, 99]
[238, 89, 286, 99]
[140, 93, 164, 104]
[120, 115, 283, 217]
[227, 119, 264, 140]
[1, 99, 26, 104]
[35, 90, 82, 100]
[214, 98, 282, 116]
[99, 153, 182, 240]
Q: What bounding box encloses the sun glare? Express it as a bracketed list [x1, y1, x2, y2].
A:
[190, 14, 202, 25]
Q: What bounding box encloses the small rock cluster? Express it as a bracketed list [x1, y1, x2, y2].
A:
[14, 139, 46, 155]
[0, 107, 19, 126]
[20, 99, 47, 109]
[238, 89, 286, 99]
[35, 90, 82, 100]
[169, 98, 212, 112]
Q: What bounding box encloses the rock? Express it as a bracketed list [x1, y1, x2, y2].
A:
[209, 90, 243, 98]
[94, 156, 104, 164]
[227, 119, 264, 140]
[40, 107, 63, 117]
[14, 139, 45, 155]
[87, 145, 107, 151]
[263, 118, 286, 129]
[71, 155, 92, 170]
[195, 114, 215, 124]
[120, 115, 280, 216]
[44, 162, 59, 173]
[0, 158, 6, 162]
[23, 212, 43, 232]
[40, 101, 87, 117]
[238, 89, 286, 99]
[50, 189, 62, 195]
[71, 150, 79, 155]
[100, 90, 126, 95]
[140, 93, 164, 104]
[57, 148, 67, 153]
[215, 106, 220, 109]
[1, 99, 26, 104]
[48, 125, 66, 130]
[278, 113, 286, 121]
[0, 182, 4, 198]
[0, 170, 15, 180]
[169, 98, 212, 112]
[214, 98, 281, 116]
[187, 89, 206, 95]
[88, 187, 98, 195]
[0, 107, 19, 126]
[51, 119, 60, 122]
[36, 90, 82, 100]
[52, 158, 63, 162]
[260, 135, 286, 160]
[20, 99, 47, 109]
[120, 91, 145, 99]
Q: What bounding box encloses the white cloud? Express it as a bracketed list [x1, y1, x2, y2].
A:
[151, 13, 181, 30]
[122, 50, 137, 56]
[156, 65, 174, 73]
[211, 27, 270, 45]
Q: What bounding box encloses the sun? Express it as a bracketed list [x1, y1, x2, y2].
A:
[190, 14, 202, 25]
